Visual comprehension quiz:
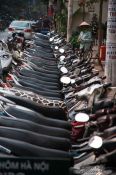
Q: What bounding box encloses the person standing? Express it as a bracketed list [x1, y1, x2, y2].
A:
[77, 21, 93, 52]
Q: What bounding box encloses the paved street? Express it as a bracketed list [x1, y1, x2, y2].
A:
[0, 30, 8, 41]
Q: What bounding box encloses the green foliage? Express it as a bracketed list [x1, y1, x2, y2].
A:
[54, 0, 67, 34]
[55, 11, 67, 33]
[70, 31, 80, 49]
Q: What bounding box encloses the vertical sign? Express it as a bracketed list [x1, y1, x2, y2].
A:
[105, 0, 116, 85]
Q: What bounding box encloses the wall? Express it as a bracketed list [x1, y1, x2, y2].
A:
[94, 1, 108, 23]
[71, 0, 108, 31]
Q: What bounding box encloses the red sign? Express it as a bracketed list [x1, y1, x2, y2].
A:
[48, 5, 54, 17]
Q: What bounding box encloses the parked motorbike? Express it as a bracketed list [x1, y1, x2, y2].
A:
[0, 30, 115, 175]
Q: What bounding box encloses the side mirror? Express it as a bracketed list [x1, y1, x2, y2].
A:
[60, 67, 68, 74]
[59, 48, 65, 53]
[60, 55, 65, 62]
[47, 32, 50, 36]
[51, 30, 55, 34]
[55, 46, 59, 50]
[75, 113, 89, 122]
[70, 79, 76, 84]
[89, 136, 103, 149]
[58, 40, 62, 44]
[49, 37, 54, 42]
[60, 76, 71, 84]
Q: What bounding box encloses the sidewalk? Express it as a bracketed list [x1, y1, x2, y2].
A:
[92, 45, 116, 99]
[92, 45, 104, 76]
[0, 30, 8, 41]
[92, 45, 98, 60]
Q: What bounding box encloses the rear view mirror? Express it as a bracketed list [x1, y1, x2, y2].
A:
[75, 113, 89, 122]
[60, 76, 71, 84]
[60, 67, 68, 74]
[59, 48, 65, 53]
[55, 46, 59, 50]
[49, 37, 54, 42]
[89, 136, 103, 149]
[60, 55, 65, 62]
[70, 79, 76, 84]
